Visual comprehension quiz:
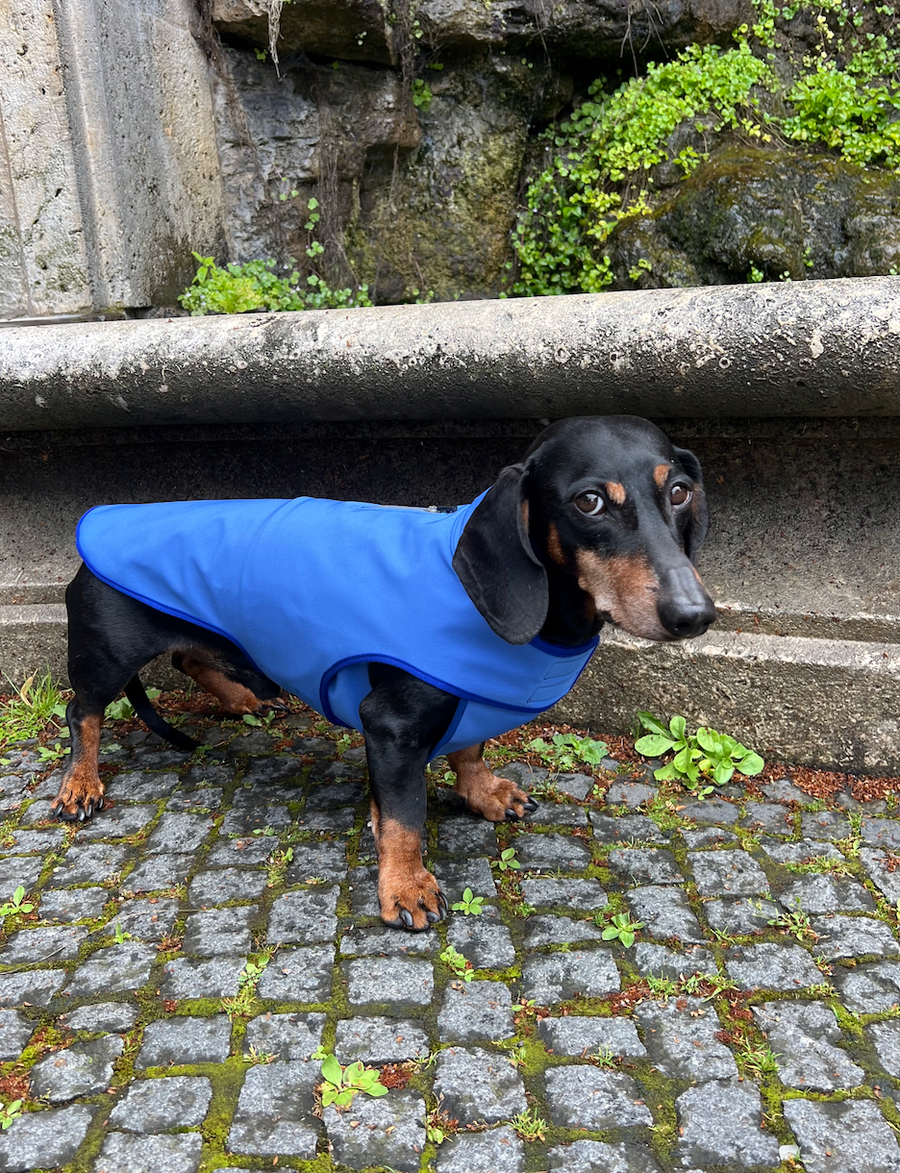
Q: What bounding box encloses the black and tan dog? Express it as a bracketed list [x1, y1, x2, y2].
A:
[53, 416, 715, 930]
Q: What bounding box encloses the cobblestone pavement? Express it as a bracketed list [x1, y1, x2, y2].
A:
[1, 707, 900, 1172]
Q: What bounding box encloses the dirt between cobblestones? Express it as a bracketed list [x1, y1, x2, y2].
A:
[0, 701, 899, 1172]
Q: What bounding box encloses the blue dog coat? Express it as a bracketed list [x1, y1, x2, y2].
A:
[76, 496, 598, 757]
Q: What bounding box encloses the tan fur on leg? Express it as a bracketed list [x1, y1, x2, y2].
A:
[52, 713, 105, 819]
[448, 744, 532, 822]
[375, 817, 445, 930]
[177, 654, 266, 715]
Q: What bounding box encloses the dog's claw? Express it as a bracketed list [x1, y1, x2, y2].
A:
[399, 908, 414, 929]
[505, 807, 521, 821]
[426, 908, 441, 924]
[523, 797, 538, 813]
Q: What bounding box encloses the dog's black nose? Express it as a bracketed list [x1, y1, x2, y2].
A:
[657, 566, 717, 639]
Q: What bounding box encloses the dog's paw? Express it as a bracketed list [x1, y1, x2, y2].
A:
[465, 773, 538, 823]
[379, 869, 447, 932]
[51, 776, 106, 822]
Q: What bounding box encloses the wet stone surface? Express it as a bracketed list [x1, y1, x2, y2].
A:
[0, 713, 898, 1172]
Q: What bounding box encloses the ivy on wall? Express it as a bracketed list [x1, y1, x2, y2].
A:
[510, 0, 900, 296]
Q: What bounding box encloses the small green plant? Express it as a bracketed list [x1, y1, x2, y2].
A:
[113, 922, 132, 945]
[680, 971, 739, 1001]
[0, 673, 67, 744]
[105, 689, 160, 722]
[36, 742, 69, 763]
[512, 900, 537, 918]
[526, 732, 608, 772]
[319, 1054, 388, 1108]
[494, 847, 520, 872]
[451, 887, 485, 916]
[0, 1099, 23, 1131]
[635, 712, 764, 789]
[179, 224, 372, 317]
[628, 257, 653, 282]
[440, 945, 474, 982]
[411, 78, 433, 111]
[266, 846, 294, 888]
[243, 1044, 276, 1064]
[646, 973, 679, 999]
[0, 886, 34, 921]
[511, 1106, 547, 1141]
[592, 1045, 618, 1068]
[768, 898, 818, 944]
[221, 954, 271, 1019]
[425, 1106, 453, 1143]
[242, 710, 277, 729]
[737, 1040, 780, 1077]
[598, 910, 644, 947]
[511, 997, 539, 1017]
[426, 1121, 446, 1144]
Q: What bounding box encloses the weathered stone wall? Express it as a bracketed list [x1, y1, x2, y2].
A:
[5, 0, 900, 316]
[209, 0, 755, 304]
[208, 0, 900, 306]
[0, 0, 225, 320]
[0, 0, 93, 318]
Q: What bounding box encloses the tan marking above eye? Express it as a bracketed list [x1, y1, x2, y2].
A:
[605, 482, 626, 506]
[654, 463, 671, 488]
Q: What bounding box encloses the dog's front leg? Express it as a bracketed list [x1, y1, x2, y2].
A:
[359, 665, 458, 931]
[447, 743, 538, 822]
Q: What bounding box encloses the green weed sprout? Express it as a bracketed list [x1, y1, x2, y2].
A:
[635, 712, 764, 789]
[319, 1054, 388, 1108]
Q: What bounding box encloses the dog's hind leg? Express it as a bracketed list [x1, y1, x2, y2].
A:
[447, 743, 538, 823]
[171, 651, 281, 717]
[53, 568, 152, 820]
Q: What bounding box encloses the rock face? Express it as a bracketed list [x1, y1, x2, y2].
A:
[212, 0, 397, 65]
[212, 41, 563, 302]
[343, 56, 550, 303]
[206, 0, 900, 304]
[212, 52, 421, 267]
[606, 147, 900, 289]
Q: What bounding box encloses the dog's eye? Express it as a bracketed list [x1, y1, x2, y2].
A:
[575, 492, 607, 516]
[670, 484, 692, 507]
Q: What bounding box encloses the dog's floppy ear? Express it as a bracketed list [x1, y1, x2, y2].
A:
[453, 464, 549, 645]
[672, 445, 710, 562]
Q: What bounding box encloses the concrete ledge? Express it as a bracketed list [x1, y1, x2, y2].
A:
[558, 629, 900, 774]
[0, 604, 67, 683]
[3, 278, 900, 430]
[7, 602, 897, 772]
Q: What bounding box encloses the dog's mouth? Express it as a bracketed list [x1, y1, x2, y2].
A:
[577, 551, 715, 643]
[603, 612, 715, 642]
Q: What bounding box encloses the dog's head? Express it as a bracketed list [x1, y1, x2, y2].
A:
[453, 415, 716, 645]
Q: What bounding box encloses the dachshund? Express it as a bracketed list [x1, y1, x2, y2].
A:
[53, 416, 716, 930]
